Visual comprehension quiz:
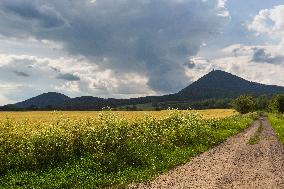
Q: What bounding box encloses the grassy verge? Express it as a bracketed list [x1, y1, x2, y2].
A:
[248, 120, 263, 145]
[268, 113, 284, 144]
[0, 111, 257, 188]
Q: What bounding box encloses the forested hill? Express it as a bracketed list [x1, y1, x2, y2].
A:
[1, 70, 284, 110]
[15, 92, 70, 109]
[176, 70, 284, 101]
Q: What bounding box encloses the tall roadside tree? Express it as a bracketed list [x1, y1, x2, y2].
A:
[232, 95, 256, 114]
[256, 95, 269, 111]
[269, 94, 284, 113]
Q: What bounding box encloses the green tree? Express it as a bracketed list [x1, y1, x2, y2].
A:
[232, 95, 256, 114]
[256, 95, 269, 111]
[269, 94, 284, 113]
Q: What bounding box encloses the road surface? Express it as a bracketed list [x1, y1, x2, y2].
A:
[129, 118, 284, 189]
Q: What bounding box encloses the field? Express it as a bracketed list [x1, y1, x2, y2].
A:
[0, 109, 237, 121]
[268, 113, 284, 144]
[0, 109, 256, 188]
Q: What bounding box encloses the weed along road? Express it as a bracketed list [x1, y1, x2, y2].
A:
[130, 118, 284, 189]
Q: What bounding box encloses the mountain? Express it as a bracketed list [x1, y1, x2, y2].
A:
[14, 92, 70, 109]
[176, 70, 284, 101]
[2, 70, 284, 110]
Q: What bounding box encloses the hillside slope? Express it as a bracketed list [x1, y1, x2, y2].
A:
[15, 92, 70, 109]
[176, 70, 284, 101]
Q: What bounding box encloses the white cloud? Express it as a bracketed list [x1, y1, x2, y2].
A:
[218, 0, 229, 17]
[0, 53, 156, 104]
[246, 5, 284, 64]
[211, 55, 284, 86]
[0, 83, 19, 105]
[0, 95, 14, 106]
[249, 5, 284, 45]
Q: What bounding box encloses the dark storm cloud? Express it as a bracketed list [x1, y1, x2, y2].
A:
[56, 73, 80, 81]
[50, 67, 60, 72]
[251, 48, 284, 64]
[183, 60, 196, 69]
[0, 59, 34, 78]
[2, 1, 67, 28]
[0, 0, 228, 93]
[13, 70, 30, 77]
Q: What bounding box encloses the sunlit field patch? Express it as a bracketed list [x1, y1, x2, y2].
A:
[0, 109, 237, 121]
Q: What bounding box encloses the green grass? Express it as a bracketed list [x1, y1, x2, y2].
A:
[268, 113, 284, 144]
[0, 111, 257, 188]
[248, 120, 263, 145]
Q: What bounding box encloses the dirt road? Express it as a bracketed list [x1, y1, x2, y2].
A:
[129, 118, 284, 189]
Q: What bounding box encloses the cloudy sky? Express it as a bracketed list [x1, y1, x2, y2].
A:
[0, 0, 284, 105]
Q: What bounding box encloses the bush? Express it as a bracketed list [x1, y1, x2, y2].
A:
[232, 95, 256, 114]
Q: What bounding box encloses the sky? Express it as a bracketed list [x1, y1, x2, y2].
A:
[0, 0, 284, 105]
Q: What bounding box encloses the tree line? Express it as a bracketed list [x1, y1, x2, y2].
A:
[232, 94, 284, 114]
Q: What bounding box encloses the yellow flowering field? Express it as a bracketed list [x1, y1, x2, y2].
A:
[0, 109, 255, 189]
[0, 109, 237, 121]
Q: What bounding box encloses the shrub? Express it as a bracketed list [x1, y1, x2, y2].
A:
[232, 95, 256, 114]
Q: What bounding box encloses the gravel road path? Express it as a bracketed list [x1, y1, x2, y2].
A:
[129, 118, 284, 189]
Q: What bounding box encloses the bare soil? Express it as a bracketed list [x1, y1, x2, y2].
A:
[129, 118, 284, 189]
